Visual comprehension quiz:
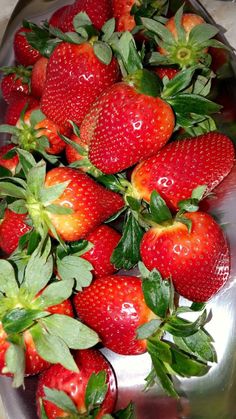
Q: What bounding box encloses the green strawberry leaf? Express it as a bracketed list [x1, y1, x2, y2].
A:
[126, 196, 141, 212]
[162, 66, 198, 98]
[111, 210, 144, 270]
[164, 310, 207, 337]
[33, 279, 74, 309]
[26, 230, 41, 255]
[56, 240, 93, 259]
[2, 308, 48, 335]
[41, 314, 99, 349]
[93, 41, 113, 65]
[174, 328, 217, 363]
[112, 32, 143, 76]
[43, 387, 78, 414]
[102, 18, 116, 42]
[59, 132, 87, 156]
[0, 181, 26, 199]
[173, 4, 185, 42]
[148, 190, 172, 224]
[0, 259, 19, 297]
[26, 160, 46, 198]
[167, 93, 221, 116]
[45, 204, 74, 215]
[0, 166, 12, 178]
[0, 124, 19, 135]
[169, 345, 210, 377]
[29, 109, 46, 126]
[115, 402, 136, 419]
[30, 323, 79, 372]
[85, 371, 108, 411]
[0, 198, 7, 218]
[24, 20, 60, 57]
[189, 23, 219, 45]
[147, 336, 172, 364]
[141, 266, 172, 319]
[4, 343, 25, 388]
[57, 255, 93, 291]
[147, 349, 178, 398]
[141, 17, 175, 45]
[178, 185, 207, 213]
[191, 185, 207, 200]
[136, 319, 162, 340]
[8, 199, 28, 214]
[39, 181, 70, 204]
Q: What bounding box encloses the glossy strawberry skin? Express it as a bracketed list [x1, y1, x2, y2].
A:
[74, 275, 153, 355]
[140, 212, 230, 302]
[82, 225, 121, 277]
[58, 0, 113, 32]
[0, 209, 31, 255]
[131, 132, 235, 210]
[81, 82, 174, 174]
[41, 42, 120, 128]
[14, 27, 41, 66]
[36, 349, 117, 419]
[31, 57, 48, 98]
[1, 73, 30, 104]
[44, 167, 124, 242]
[4, 94, 39, 125]
[49, 5, 70, 27]
[112, 0, 136, 31]
[0, 144, 19, 174]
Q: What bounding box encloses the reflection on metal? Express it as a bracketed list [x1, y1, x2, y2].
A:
[0, 1, 236, 418]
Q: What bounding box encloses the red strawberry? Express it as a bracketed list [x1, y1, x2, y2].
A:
[140, 211, 230, 302]
[31, 57, 48, 98]
[81, 80, 174, 174]
[57, 0, 113, 32]
[65, 131, 88, 166]
[43, 167, 124, 241]
[14, 27, 41, 66]
[0, 209, 31, 255]
[36, 349, 117, 419]
[74, 275, 154, 355]
[0, 144, 19, 175]
[82, 225, 121, 277]
[154, 66, 179, 80]
[4, 94, 39, 125]
[49, 6, 70, 27]
[112, 0, 136, 31]
[131, 132, 235, 210]
[1, 65, 31, 104]
[41, 42, 120, 128]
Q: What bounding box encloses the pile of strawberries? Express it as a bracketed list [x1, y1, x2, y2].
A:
[0, 0, 235, 417]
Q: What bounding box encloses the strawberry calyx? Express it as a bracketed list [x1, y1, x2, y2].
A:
[0, 65, 32, 88]
[124, 68, 162, 97]
[138, 262, 216, 398]
[0, 239, 99, 387]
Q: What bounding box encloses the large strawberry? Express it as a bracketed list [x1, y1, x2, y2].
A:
[140, 192, 230, 302]
[0, 144, 19, 174]
[131, 132, 235, 210]
[0, 209, 31, 255]
[36, 349, 117, 419]
[14, 27, 41, 66]
[0, 243, 99, 387]
[41, 14, 120, 128]
[0, 65, 31, 103]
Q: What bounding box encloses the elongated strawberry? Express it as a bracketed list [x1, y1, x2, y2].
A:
[31, 57, 48, 98]
[131, 132, 235, 210]
[14, 27, 41, 66]
[0, 108, 68, 157]
[0, 242, 99, 387]
[74, 275, 154, 355]
[0, 144, 19, 174]
[57, 0, 113, 32]
[0, 209, 31, 255]
[82, 225, 121, 277]
[4, 93, 39, 125]
[36, 349, 117, 419]
[0, 65, 31, 103]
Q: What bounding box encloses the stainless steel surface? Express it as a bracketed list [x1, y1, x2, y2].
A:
[1, 1, 236, 418]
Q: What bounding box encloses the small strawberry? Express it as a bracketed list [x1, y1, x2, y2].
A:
[65, 125, 89, 167]
[1, 107, 68, 156]
[140, 192, 230, 302]
[31, 57, 48, 98]
[82, 225, 121, 277]
[0, 144, 19, 174]
[112, 0, 136, 32]
[74, 275, 154, 355]
[0, 65, 31, 104]
[0, 209, 31, 255]
[36, 349, 117, 419]
[48, 6, 70, 27]
[154, 66, 179, 80]
[14, 27, 41, 66]
[131, 132, 235, 210]
[57, 0, 113, 32]
[0, 243, 99, 386]
[4, 94, 39, 125]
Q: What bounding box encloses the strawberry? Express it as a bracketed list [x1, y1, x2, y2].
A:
[74, 275, 154, 355]
[4, 94, 39, 125]
[0, 245, 99, 386]
[82, 225, 121, 277]
[48, 6, 70, 27]
[31, 57, 48, 98]
[81, 79, 174, 174]
[57, 0, 113, 32]
[36, 349, 117, 419]
[1, 107, 68, 156]
[14, 27, 41, 66]
[131, 132, 235, 210]
[41, 41, 120, 128]
[140, 196, 230, 302]
[0, 65, 31, 104]
[0, 144, 19, 174]
[65, 131, 86, 166]
[0, 209, 31, 255]
[112, 0, 136, 32]
[154, 66, 179, 80]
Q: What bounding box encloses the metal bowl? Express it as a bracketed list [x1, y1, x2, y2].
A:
[1, 1, 236, 418]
